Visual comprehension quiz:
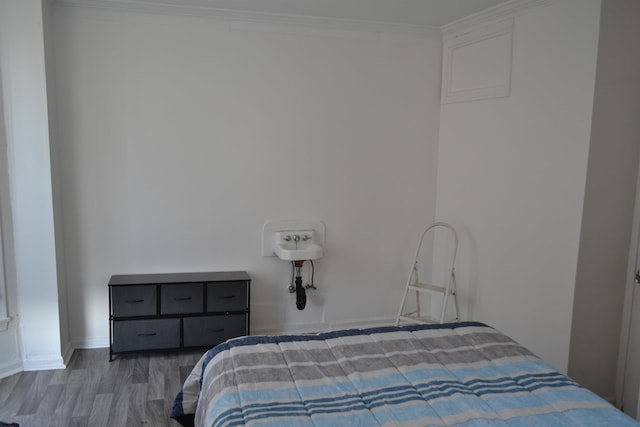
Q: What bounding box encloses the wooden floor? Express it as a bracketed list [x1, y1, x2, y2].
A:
[0, 347, 205, 427]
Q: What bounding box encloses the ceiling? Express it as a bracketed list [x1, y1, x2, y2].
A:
[93, 0, 509, 28]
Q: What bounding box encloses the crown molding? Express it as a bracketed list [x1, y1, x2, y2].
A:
[442, 0, 559, 38]
[53, 0, 441, 39]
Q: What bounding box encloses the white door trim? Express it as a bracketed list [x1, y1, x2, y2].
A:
[616, 149, 640, 412]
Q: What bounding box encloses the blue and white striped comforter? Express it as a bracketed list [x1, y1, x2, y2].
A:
[171, 322, 638, 427]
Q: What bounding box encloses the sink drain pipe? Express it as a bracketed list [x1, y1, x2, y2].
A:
[294, 261, 307, 310]
[290, 260, 307, 310]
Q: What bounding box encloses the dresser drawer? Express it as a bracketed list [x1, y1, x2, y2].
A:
[111, 286, 157, 317]
[207, 282, 247, 312]
[112, 318, 180, 352]
[161, 283, 202, 314]
[183, 314, 247, 347]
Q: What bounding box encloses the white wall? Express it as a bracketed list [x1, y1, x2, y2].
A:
[0, 0, 64, 371]
[0, 30, 22, 376]
[435, 0, 602, 372]
[568, 0, 640, 400]
[53, 6, 442, 346]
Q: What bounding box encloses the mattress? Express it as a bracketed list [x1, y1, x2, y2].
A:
[171, 321, 638, 426]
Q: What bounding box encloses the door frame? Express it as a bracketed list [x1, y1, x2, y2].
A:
[616, 151, 640, 414]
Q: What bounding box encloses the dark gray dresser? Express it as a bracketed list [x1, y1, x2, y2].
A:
[108, 271, 250, 361]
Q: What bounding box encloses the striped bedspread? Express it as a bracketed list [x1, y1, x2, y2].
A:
[171, 322, 638, 426]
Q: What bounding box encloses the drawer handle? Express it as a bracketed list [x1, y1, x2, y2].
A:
[125, 299, 145, 303]
[218, 295, 236, 299]
[173, 297, 193, 301]
[137, 332, 157, 337]
[208, 328, 225, 333]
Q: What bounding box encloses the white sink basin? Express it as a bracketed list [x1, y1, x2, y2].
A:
[274, 231, 323, 261]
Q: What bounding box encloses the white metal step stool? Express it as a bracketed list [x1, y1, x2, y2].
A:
[395, 222, 460, 325]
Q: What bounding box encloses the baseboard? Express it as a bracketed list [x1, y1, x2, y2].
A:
[252, 315, 396, 336]
[72, 336, 109, 349]
[0, 344, 72, 377]
[61, 341, 75, 367]
[0, 359, 22, 379]
[22, 354, 66, 371]
[327, 316, 397, 330]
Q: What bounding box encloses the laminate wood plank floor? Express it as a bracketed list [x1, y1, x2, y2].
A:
[0, 348, 205, 427]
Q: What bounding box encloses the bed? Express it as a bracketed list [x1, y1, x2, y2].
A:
[171, 321, 638, 426]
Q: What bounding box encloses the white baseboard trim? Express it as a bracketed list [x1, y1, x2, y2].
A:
[22, 355, 66, 371]
[61, 341, 75, 366]
[0, 359, 23, 379]
[327, 316, 397, 330]
[72, 336, 109, 349]
[252, 315, 396, 336]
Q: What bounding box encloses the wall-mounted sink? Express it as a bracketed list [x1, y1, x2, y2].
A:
[274, 230, 323, 261]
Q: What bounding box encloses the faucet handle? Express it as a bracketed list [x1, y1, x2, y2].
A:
[283, 235, 292, 242]
[301, 234, 311, 241]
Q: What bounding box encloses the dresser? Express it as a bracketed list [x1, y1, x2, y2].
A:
[108, 271, 250, 361]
